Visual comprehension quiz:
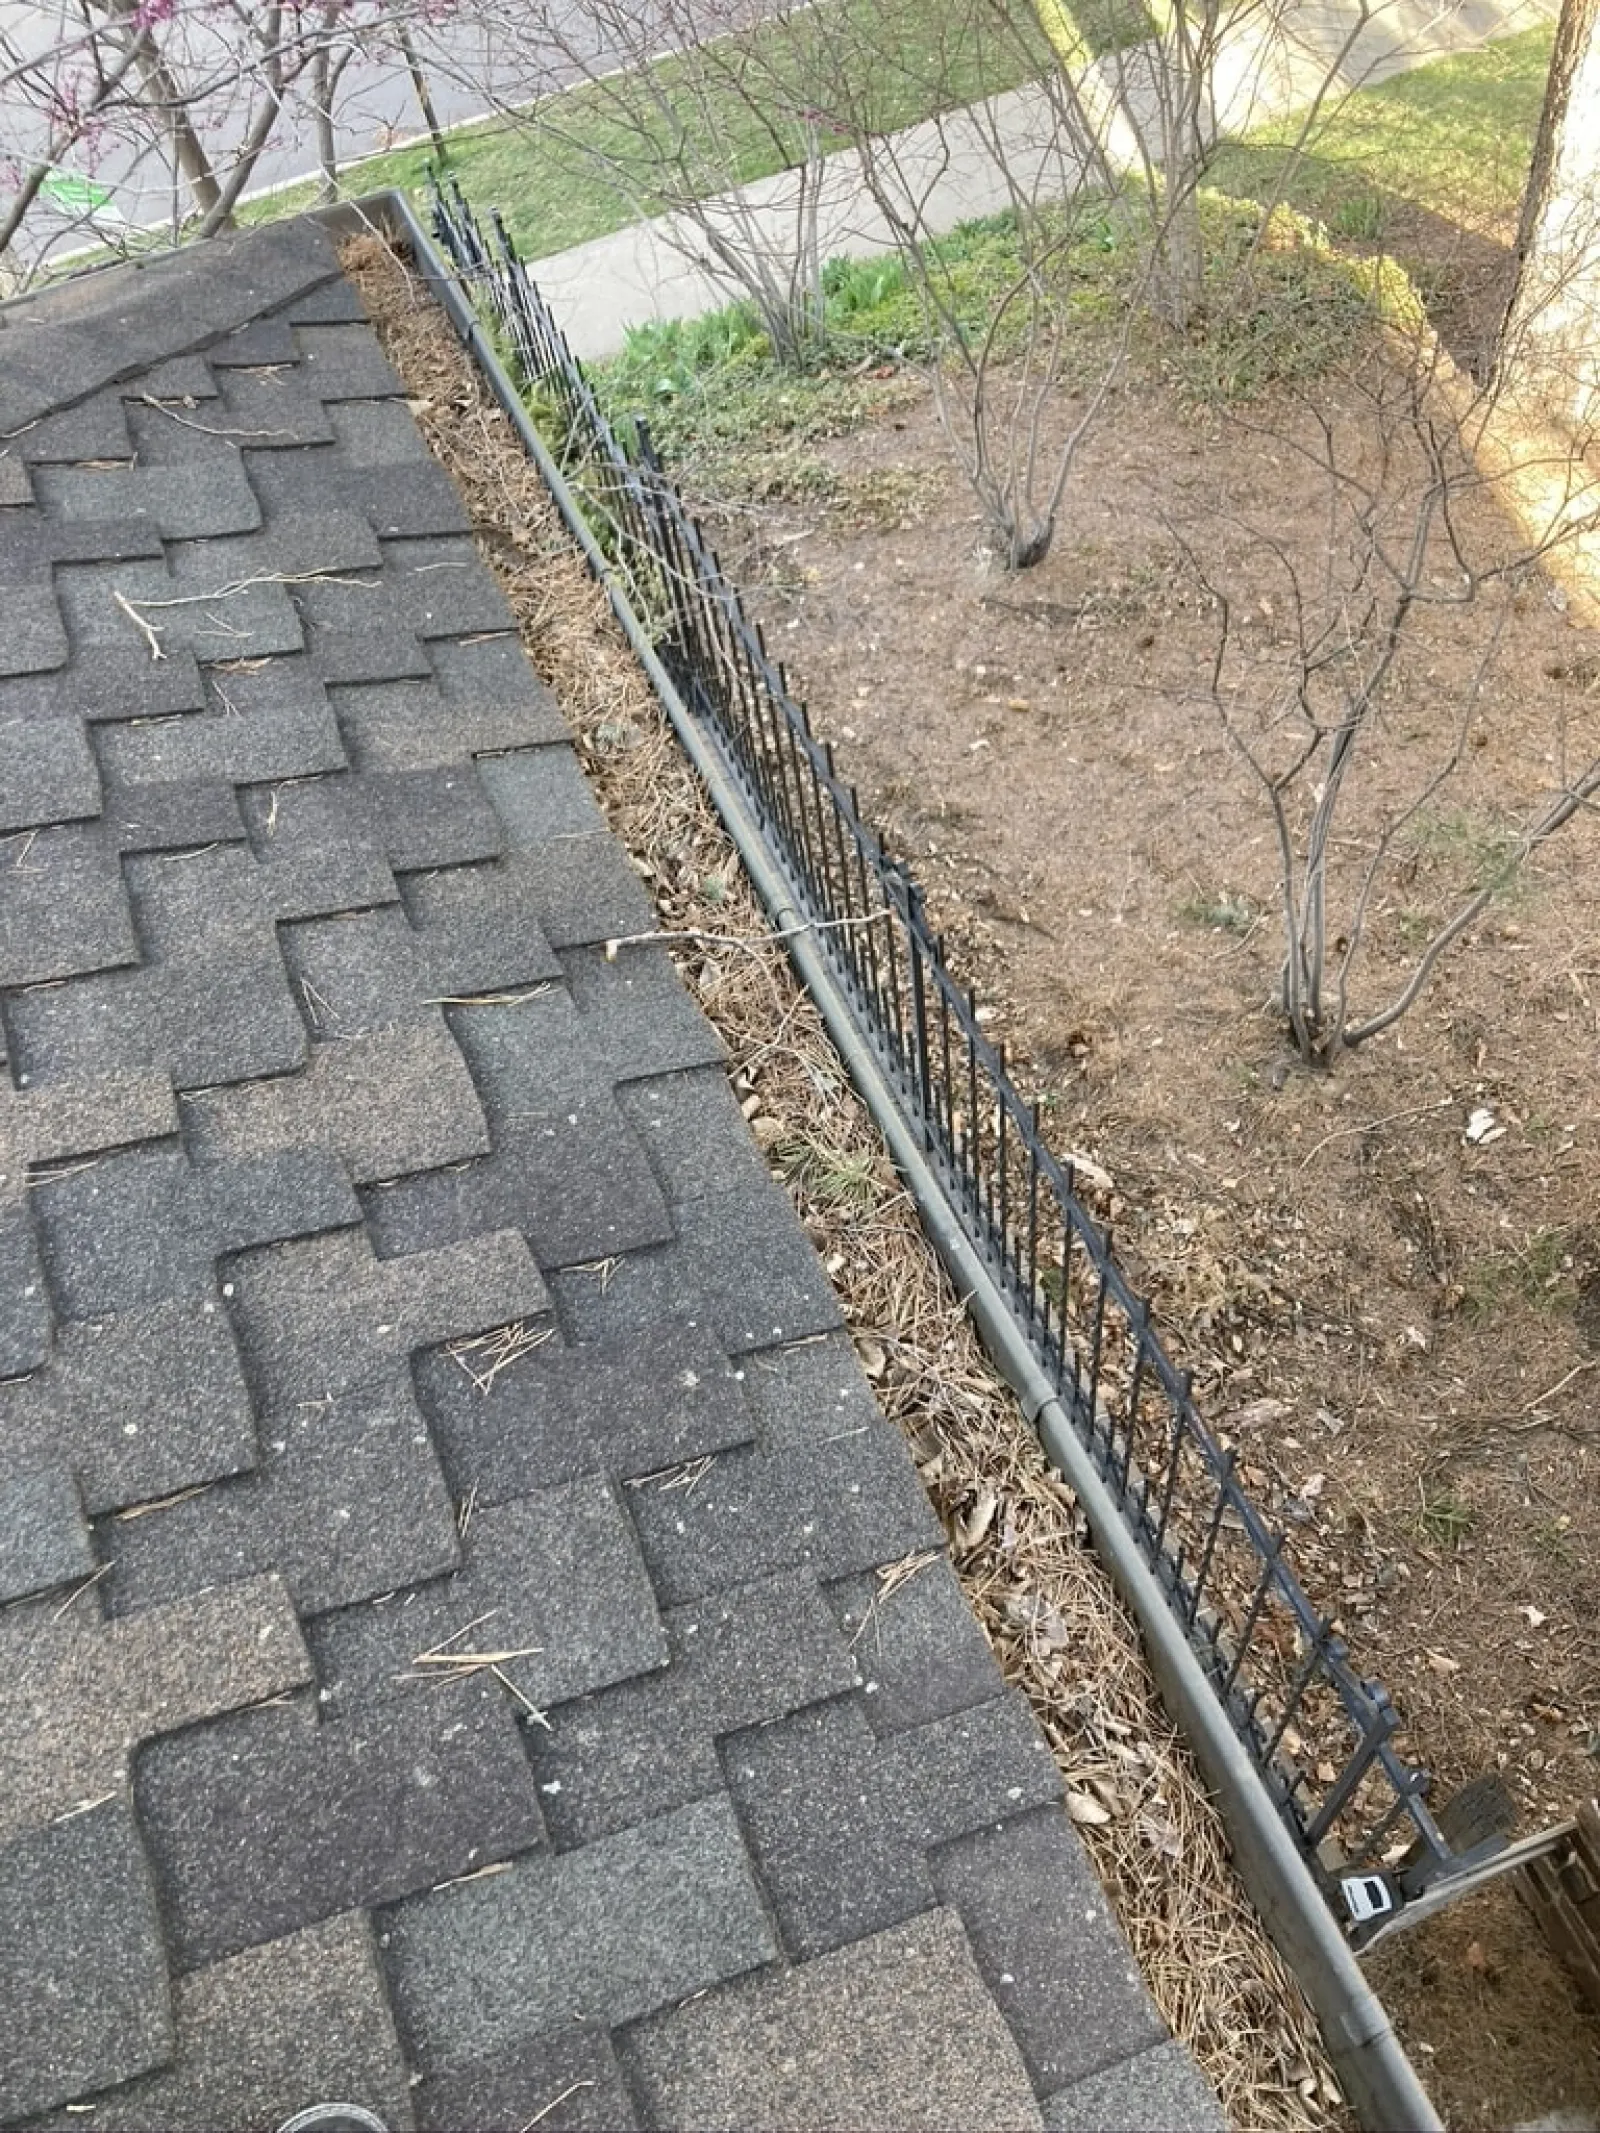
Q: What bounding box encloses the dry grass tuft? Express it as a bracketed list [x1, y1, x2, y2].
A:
[345, 228, 1352, 2131]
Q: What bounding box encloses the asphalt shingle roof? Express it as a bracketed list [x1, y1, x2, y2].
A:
[0, 219, 1224, 2133]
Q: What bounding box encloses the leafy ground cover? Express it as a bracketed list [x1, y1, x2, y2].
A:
[587, 187, 1409, 503]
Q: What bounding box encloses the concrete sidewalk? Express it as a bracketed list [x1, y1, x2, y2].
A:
[528, 0, 1554, 362]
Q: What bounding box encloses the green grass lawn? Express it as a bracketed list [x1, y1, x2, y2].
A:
[245, 0, 1055, 259]
[1207, 23, 1552, 240]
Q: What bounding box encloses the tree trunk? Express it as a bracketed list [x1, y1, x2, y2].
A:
[310, 23, 354, 205]
[395, 21, 449, 162]
[1498, 0, 1600, 430]
[312, 46, 340, 204]
[99, 0, 228, 224]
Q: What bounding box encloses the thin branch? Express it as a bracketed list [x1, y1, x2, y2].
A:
[112, 588, 164, 660]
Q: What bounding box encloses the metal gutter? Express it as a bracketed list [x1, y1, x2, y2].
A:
[329, 187, 1442, 2133]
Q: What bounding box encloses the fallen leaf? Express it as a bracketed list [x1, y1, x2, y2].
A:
[854, 1336, 887, 1381]
[1062, 1149, 1116, 1196]
[1003, 1592, 1073, 1650]
[1065, 1790, 1113, 1827]
[908, 1421, 942, 1464]
[954, 1488, 998, 1553]
[1138, 1810, 1182, 1859]
[1426, 1649, 1461, 1675]
[1226, 1397, 1290, 1433]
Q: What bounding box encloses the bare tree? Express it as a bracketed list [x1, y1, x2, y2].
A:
[1149, 0, 1600, 1064]
[1176, 336, 1600, 1064]
[831, 17, 1142, 568]
[801, 0, 1339, 565]
[491, 0, 1187, 556]
[1069, 0, 1225, 329]
[471, 0, 868, 369]
[463, 0, 1515, 568]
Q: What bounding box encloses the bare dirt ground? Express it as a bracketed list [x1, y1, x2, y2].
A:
[697, 350, 1600, 2126]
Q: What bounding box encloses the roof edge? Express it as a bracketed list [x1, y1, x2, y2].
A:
[0, 218, 345, 440]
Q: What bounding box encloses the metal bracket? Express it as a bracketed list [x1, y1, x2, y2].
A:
[1352, 1820, 1578, 1951]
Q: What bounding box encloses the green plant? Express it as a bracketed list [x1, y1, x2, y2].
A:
[822, 253, 908, 316]
[1460, 1228, 1577, 1323]
[1409, 807, 1525, 899]
[606, 305, 771, 406]
[1519, 1227, 1575, 1298]
[774, 1135, 882, 1210]
[1332, 191, 1386, 241]
[1531, 1515, 1577, 1571]
[1166, 192, 1421, 408]
[1177, 889, 1258, 934]
[586, 210, 1090, 475]
[589, 187, 1398, 501]
[1417, 1488, 1473, 1549]
[835, 464, 939, 530]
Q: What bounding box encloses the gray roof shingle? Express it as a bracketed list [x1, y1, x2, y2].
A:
[0, 219, 1217, 2133]
[0, 1804, 174, 2123]
[621, 1907, 1047, 2132]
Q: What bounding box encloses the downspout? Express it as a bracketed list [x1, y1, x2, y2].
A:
[325, 189, 1442, 2133]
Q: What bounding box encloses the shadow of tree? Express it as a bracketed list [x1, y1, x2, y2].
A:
[1370, 197, 1517, 380]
